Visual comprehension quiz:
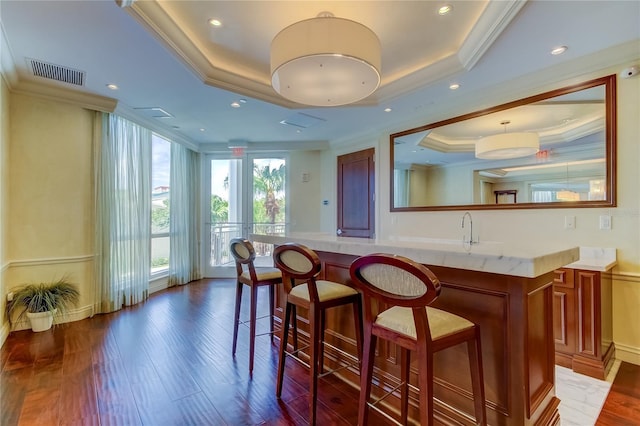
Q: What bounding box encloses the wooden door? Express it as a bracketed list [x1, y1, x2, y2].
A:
[337, 148, 375, 238]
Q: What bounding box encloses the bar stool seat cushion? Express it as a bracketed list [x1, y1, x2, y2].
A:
[290, 280, 358, 302]
[376, 306, 474, 341]
[240, 268, 282, 282]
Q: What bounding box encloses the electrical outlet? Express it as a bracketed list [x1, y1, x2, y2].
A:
[564, 216, 576, 229]
[599, 215, 612, 230]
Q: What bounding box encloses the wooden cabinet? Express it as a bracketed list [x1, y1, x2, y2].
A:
[553, 268, 615, 379]
[275, 250, 561, 426]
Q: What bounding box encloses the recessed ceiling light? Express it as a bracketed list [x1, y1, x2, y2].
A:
[449, 83, 460, 90]
[551, 46, 568, 55]
[208, 18, 222, 27]
[230, 102, 241, 108]
[384, 107, 392, 112]
[200, 128, 205, 132]
[106, 84, 118, 90]
[239, 99, 247, 104]
[438, 5, 452, 15]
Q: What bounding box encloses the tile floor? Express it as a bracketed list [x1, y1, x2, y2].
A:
[556, 360, 621, 426]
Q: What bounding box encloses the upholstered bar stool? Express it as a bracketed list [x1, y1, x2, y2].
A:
[272, 242, 363, 425]
[349, 253, 487, 426]
[229, 238, 283, 374]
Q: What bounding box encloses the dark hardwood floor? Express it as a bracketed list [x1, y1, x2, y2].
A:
[1, 279, 395, 426]
[596, 361, 640, 425]
[1, 278, 638, 425]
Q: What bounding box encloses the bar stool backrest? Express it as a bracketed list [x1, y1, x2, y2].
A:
[230, 238, 258, 281]
[273, 243, 323, 298]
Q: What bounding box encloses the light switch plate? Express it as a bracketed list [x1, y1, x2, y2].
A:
[564, 216, 576, 229]
[599, 215, 612, 230]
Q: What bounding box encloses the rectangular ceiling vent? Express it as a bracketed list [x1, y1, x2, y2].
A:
[134, 107, 174, 119]
[27, 58, 85, 86]
[280, 113, 326, 129]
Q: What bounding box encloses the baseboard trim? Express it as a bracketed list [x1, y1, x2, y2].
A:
[7, 304, 94, 332]
[616, 343, 640, 366]
[0, 321, 10, 349]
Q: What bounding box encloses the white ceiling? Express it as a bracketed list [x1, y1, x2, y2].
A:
[1, 0, 638, 152]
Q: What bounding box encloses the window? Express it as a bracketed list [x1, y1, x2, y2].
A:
[151, 134, 171, 273]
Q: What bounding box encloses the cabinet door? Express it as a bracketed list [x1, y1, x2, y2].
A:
[576, 270, 601, 358]
[553, 269, 576, 354]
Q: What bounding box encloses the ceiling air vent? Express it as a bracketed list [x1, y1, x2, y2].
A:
[27, 58, 85, 86]
[280, 113, 326, 129]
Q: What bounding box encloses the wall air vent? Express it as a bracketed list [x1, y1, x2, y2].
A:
[27, 58, 85, 86]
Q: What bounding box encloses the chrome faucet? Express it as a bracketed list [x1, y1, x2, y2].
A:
[461, 211, 477, 245]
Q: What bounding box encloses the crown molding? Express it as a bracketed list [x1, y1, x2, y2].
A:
[117, 0, 519, 109]
[13, 81, 117, 112]
[118, 0, 298, 108]
[0, 19, 18, 89]
[458, 0, 528, 70]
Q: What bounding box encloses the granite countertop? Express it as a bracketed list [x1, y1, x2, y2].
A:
[250, 232, 579, 278]
[564, 247, 617, 272]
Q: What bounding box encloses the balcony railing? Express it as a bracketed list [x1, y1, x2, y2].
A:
[210, 222, 285, 267]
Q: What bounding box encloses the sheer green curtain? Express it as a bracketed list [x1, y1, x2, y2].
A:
[95, 113, 151, 313]
[168, 143, 201, 285]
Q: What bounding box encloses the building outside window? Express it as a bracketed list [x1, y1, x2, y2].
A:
[151, 134, 171, 274]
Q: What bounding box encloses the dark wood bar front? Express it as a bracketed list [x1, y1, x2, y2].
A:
[273, 249, 560, 426]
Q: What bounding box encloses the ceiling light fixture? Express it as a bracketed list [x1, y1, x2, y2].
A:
[475, 120, 539, 160]
[106, 84, 118, 90]
[438, 5, 453, 15]
[208, 18, 222, 27]
[551, 45, 567, 55]
[449, 83, 460, 90]
[270, 12, 381, 107]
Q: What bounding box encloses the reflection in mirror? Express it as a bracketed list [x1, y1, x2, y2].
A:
[391, 75, 616, 211]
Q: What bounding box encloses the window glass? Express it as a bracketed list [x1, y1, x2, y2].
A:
[151, 134, 171, 272]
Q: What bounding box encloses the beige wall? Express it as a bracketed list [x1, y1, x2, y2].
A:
[325, 67, 640, 364]
[0, 75, 9, 340]
[288, 150, 322, 232]
[5, 93, 96, 330]
[1, 65, 637, 364]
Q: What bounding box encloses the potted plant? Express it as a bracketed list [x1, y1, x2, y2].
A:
[7, 277, 80, 332]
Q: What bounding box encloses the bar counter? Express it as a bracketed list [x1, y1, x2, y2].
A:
[251, 232, 579, 426]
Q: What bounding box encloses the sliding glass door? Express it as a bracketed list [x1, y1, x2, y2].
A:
[202, 154, 287, 277]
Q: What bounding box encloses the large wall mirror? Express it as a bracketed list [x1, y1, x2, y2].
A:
[390, 75, 616, 211]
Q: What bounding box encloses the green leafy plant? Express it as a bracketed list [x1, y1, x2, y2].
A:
[7, 277, 80, 326]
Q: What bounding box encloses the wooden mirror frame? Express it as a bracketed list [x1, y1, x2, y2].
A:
[390, 74, 617, 211]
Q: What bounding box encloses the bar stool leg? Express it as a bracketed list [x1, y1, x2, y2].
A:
[291, 306, 299, 352]
[358, 329, 376, 426]
[308, 304, 321, 425]
[319, 309, 326, 374]
[269, 283, 275, 343]
[276, 302, 292, 398]
[400, 347, 411, 424]
[232, 281, 243, 357]
[249, 283, 258, 374]
[468, 327, 487, 425]
[352, 297, 364, 361]
[417, 347, 434, 426]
